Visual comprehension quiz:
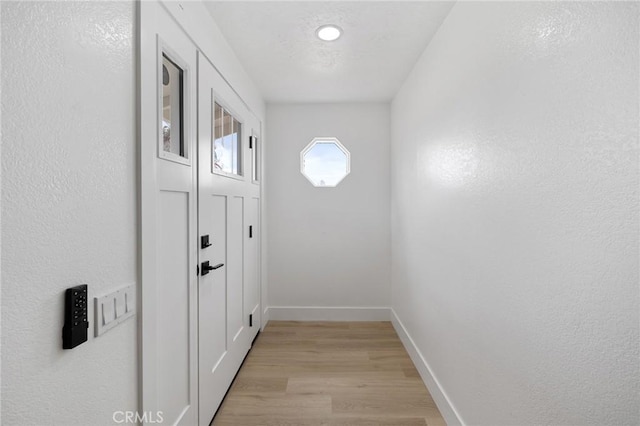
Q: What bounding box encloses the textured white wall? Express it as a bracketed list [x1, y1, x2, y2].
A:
[266, 104, 390, 315]
[2, 2, 137, 424]
[391, 2, 639, 425]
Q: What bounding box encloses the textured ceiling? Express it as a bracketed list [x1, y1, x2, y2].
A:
[204, 1, 455, 103]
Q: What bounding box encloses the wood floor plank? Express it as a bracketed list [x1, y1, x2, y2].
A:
[403, 366, 422, 378]
[214, 417, 428, 426]
[227, 376, 288, 394]
[316, 339, 404, 351]
[425, 415, 448, 426]
[216, 394, 332, 417]
[249, 350, 370, 364]
[236, 366, 408, 380]
[212, 321, 445, 426]
[328, 418, 428, 426]
[286, 377, 429, 395]
[332, 395, 439, 417]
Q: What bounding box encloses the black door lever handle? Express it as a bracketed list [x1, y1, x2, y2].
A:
[201, 261, 224, 276]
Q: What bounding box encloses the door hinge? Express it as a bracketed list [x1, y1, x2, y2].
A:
[249, 225, 253, 238]
[197, 264, 200, 276]
[249, 136, 255, 149]
[249, 314, 253, 327]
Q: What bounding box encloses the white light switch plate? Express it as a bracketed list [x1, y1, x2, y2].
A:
[94, 283, 136, 337]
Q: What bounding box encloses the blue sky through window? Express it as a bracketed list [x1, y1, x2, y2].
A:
[303, 141, 348, 186]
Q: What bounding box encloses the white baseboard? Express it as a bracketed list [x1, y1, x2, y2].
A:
[265, 306, 391, 321]
[391, 309, 465, 426]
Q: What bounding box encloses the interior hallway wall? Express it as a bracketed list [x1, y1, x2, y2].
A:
[2, 2, 137, 424]
[266, 103, 390, 319]
[390, 2, 639, 425]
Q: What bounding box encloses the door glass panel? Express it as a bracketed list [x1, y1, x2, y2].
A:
[213, 102, 242, 176]
[162, 54, 185, 157]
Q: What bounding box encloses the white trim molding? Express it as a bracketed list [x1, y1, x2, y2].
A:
[391, 309, 466, 426]
[266, 306, 390, 321]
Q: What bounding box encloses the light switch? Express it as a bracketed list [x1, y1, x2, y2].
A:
[115, 292, 126, 318]
[124, 285, 135, 313]
[94, 283, 136, 337]
[102, 299, 115, 325]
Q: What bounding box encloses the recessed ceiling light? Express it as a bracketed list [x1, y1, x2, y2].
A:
[316, 25, 342, 41]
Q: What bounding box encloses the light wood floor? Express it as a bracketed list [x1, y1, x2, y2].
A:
[212, 321, 446, 426]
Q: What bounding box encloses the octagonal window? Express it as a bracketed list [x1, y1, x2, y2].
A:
[301, 138, 350, 187]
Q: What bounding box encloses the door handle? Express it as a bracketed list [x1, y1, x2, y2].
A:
[201, 261, 224, 276]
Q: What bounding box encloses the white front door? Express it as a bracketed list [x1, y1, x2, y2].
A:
[197, 52, 261, 426]
[140, 2, 198, 425]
